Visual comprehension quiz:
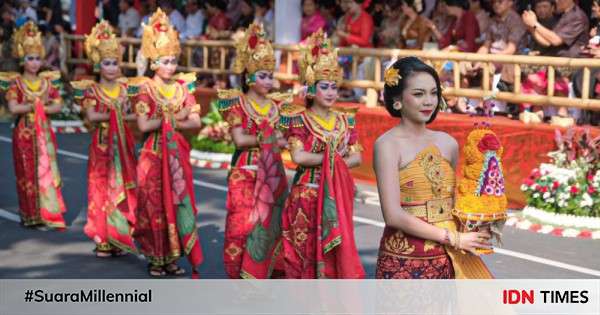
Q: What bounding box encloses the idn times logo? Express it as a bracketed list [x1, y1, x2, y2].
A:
[502, 289, 589, 304]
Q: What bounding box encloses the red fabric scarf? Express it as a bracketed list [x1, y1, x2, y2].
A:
[316, 144, 365, 279]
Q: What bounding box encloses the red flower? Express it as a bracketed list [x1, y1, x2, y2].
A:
[312, 46, 319, 57]
[540, 186, 548, 193]
[570, 186, 579, 194]
[154, 22, 167, 32]
[552, 181, 560, 190]
[477, 133, 501, 152]
[248, 35, 258, 49]
[523, 178, 534, 186]
[588, 186, 596, 194]
[588, 174, 594, 181]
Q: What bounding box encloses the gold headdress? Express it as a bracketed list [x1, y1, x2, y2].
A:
[141, 9, 180, 61]
[233, 23, 275, 74]
[84, 21, 121, 72]
[12, 21, 45, 59]
[299, 29, 343, 86]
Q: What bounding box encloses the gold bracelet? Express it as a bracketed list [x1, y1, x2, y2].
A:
[454, 231, 461, 250]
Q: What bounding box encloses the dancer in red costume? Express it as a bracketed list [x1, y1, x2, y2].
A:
[130, 9, 203, 278]
[218, 23, 289, 279]
[72, 21, 138, 258]
[1, 22, 66, 230]
[279, 30, 365, 279]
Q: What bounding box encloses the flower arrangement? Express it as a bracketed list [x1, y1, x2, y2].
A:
[191, 100, 235, 154]
[521, 128, 600, 218]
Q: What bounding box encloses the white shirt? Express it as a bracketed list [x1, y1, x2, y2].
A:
[118, 7, 140, 36]
[169, 10, 186, 36]
[181, 10, 204, 40]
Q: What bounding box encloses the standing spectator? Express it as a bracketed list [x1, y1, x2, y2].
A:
[159, 1, 185, 35]
[301, 0, 327, 40]
[428, 0, 480, 52]
[180, 0, 204, 40]
[527, 0, 559, 56]
[400, 0, 433, 49]
[0, 3, 18, 72]
[118, 0, 140, 37]
[253, 0, 274, 40]
[336, 0, 374, 48]
[522, 0, 589, 58]
[375, 0, 403, 48]
[231, 0, 254, 32]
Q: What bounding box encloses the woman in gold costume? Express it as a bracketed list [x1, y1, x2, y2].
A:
[374, 57, 493, 279]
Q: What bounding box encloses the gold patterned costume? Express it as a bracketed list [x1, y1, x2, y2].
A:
[375, 145, 493, 279]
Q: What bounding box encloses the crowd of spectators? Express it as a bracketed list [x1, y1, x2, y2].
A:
[1, 0, 600, 125]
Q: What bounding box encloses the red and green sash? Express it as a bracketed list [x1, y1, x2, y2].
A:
[240, 120, 288, 279]
[33, 98, 66, 228]
[316, 142, 365, 279]
[161, 120, 203, 278]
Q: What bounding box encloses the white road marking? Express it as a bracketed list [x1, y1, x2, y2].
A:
[1, 135, 600, 277]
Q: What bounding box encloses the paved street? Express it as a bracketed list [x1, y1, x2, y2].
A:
[0, 122, 599, 279]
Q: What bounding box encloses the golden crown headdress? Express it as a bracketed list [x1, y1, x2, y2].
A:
[141, 9, 180, 61]
[233, 23, 275, 74]
[84, 21, 121, 71]
[299, 29, 343, 86]
[12, 21, 45, 59]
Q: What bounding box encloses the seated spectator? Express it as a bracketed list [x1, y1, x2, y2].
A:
[522, 0, 589, 58]
[428, 0, 480, 52]
[118, 0, 140, 37]
[476, 0, 526, 80]
[336, 0, 374, 48]
[320, 0, 340, 36]
[430, 1, 454, 38]
[399, 0, 433, 49]
[522, 0, 589, 125]
[253, 0, 274, 40]
[135, 0, 158, 38]
[335, 0, 375, 100]
[469, 0, 492, 44]
[181, 0, 204, 40]
[375, 0, 403, 48]
[301, 0, 327, 40]
[231, 0, 254, 32]
[472, 0, 527, 116]
[204, 0, 232, 40]
[159, 1, 186, 35]
[16, 0, 37, 25]
[101, 0, 120, 28]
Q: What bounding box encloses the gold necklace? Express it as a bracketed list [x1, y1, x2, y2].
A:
[248, 97, 272, 116]
[157, 82, 177, 99]
[100, 83, 120, 99]
[23, 77, 41, 92]
[309, 109, 336, 131]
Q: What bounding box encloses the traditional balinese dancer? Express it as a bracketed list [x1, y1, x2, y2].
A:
[1, 21, 66, 230]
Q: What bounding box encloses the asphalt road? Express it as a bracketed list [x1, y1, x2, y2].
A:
[0, 122, 599, 279]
